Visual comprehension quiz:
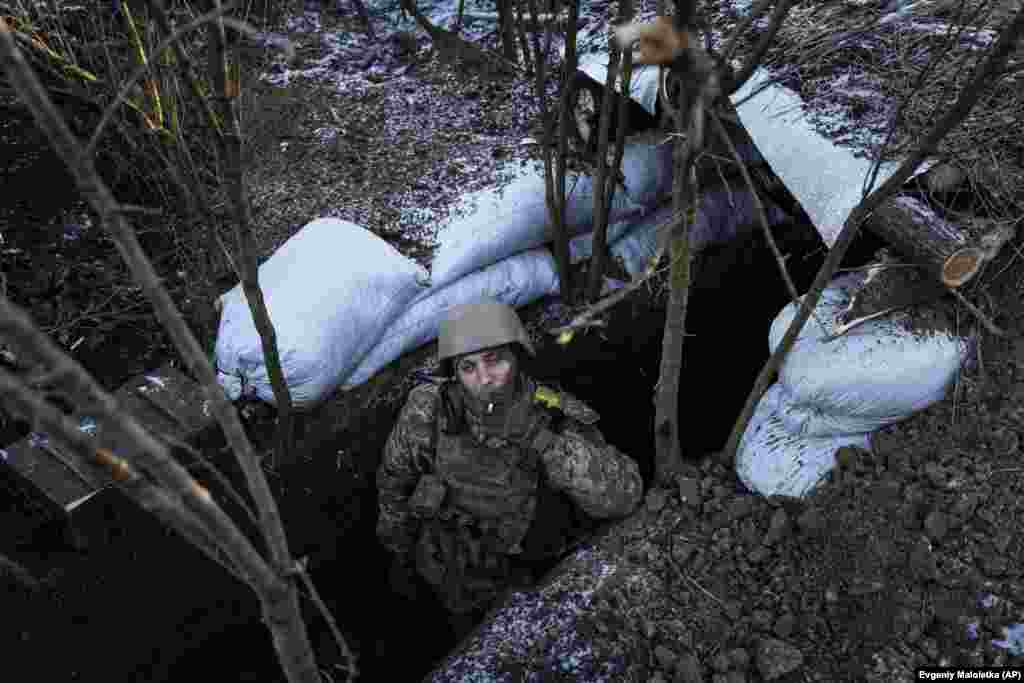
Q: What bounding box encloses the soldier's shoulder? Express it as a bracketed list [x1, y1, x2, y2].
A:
[405, 378, 442, 405]
[535, 383, 600, 426]
[400, 379, 443, 422]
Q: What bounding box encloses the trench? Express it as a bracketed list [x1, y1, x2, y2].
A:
[144, 219, 889, 683]
[1, 215, 889, 683]
[2, 92, 894, 681]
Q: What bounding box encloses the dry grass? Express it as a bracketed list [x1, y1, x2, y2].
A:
[755, 0, 1024, 224]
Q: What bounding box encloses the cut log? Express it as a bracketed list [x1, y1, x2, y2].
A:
[864, 195, 986, 288]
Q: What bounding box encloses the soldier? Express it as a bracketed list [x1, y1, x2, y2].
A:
[376, 299, 644, 640]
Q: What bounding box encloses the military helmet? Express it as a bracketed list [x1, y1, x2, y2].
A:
[438, 300, 535, 375]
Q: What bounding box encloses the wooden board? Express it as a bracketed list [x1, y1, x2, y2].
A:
[0, 362, 218, 519]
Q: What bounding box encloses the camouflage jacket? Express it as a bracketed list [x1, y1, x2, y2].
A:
[376, 375, 643, 574]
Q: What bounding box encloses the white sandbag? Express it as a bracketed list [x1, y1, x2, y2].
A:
[607, 189, 789, 278]
[768, 272, 969, 433]
[736, 383, 872, 498]
[769, 382, 892, 438]
[575, 50, 661, 116]
[567, 217, 637, 264]
[609, 205, 667, 278]
[428, 142, 673, 291]
[344, 248, 560, 389]
[215, 218, 429, 407]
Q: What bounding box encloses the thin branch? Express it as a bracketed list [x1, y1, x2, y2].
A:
[0, 364, 244, 583]
[293, 558, 359, 680]
[0, 298, 270, 587]
[0, 14, 292, 588]
[948, 286, 1007, 337]
[84, 5, 242, 160]
[709, 110, 828, 335]
[724, 0, 802, 97]
[1, 20, 325, 683]
[720, 0, 777, 66]
[207, 0, 295, 473]
[0, 552, 43, 593]
[547, 209, 685, 337]
[722, 5, 1024, 463]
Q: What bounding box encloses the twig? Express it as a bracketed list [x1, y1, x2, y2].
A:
[686, 575, 726, 608]
[0, 362, 247, 584]
[292, 558, 359, 680]
[819, 305, 903, 343]
[84, 5, 251, 160]
[207, 0, 295, 471]
[720, 0, 777, 65]
[710, 110, 828, 336]
[0, 302, 266, 579]
[724, 0, 802, 97]
[546, 210, 686, 337]
[0, 552, 43, 593]
[1, 21, 323, 682]
[989, 468, 1023, 477]
[948, 286, 1007, 337]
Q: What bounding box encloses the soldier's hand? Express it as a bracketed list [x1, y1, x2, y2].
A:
[500, 394, 552, 449]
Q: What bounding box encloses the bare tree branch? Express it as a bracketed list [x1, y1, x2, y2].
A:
[722, 6, 1024, 464]
[586, 0, 634, 303]
[84, 7, 270, 160]
[709, 110, 827, 335]
[0, 18, 327, 683]
[724, 0, 802, 97]
[206, 0, 295, 469]
[0, 297, 269, 586]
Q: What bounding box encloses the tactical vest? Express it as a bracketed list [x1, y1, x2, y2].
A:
[411, 378, 592, 613]
[432, 379, 542, 555]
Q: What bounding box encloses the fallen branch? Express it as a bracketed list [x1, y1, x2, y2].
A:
[865, 196, 987, 287]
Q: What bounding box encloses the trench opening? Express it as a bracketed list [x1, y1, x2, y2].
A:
[0, 220, 889, 683]
[159, 220, 888, 682]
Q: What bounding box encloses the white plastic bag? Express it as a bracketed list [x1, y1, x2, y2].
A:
[215, 218, 429, 407]
[768, 272, 969, 434]
[738, 273, 971, 497]
[575, 50, 661, 116]
[568, 217, 637, 264]
[344, 248, 560, 389]
[429, 142, 673, 291]
[606, 189, 789, 279]
[736, 383, 871, 498]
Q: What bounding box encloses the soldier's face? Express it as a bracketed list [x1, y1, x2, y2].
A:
[456, 345, 516, 401]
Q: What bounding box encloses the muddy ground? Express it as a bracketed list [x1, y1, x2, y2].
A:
[2, 0, 1023, 681]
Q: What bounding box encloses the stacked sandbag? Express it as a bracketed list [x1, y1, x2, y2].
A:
[214, 218, 429, 408]
[736, 272, 971, 497]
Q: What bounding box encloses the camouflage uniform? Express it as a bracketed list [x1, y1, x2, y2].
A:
[376, 373, 643, 615]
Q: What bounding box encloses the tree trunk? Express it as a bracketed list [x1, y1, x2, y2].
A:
[586, 0, 634, 303]
[551, 0, 577, 303]
[497, 0, 516, 62]
[865, 195, 986, 288]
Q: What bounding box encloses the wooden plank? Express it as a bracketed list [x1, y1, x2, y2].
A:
[114, 390, 182, 443]
[2, 362, 218, 518]
[122, 365, 213, 435]
[2, 432, 98, 512]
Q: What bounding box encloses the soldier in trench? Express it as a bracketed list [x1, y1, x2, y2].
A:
[376, 300, 644, 640]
